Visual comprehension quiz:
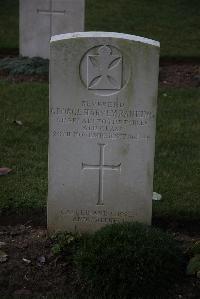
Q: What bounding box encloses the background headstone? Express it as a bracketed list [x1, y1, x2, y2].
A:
[48, 32, 160, 233]
[20, 0, 85, 58]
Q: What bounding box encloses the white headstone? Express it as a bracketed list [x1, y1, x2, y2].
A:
[48, 32, 160, 233]
[19, 0, 85, 58]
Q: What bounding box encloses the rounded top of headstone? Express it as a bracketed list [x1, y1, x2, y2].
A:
[50, 31, 160, 48]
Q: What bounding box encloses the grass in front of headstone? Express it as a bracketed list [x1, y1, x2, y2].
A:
[0, 82, 199, 224]
[0, 82, 48, 214]
[74, 222, 185, 298]
[154, 88, 200, 223]
[1, 0, 200, 58]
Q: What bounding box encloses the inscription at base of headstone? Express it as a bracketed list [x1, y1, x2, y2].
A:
[20, 0, 85, 58]
[48, 32, 160, 233]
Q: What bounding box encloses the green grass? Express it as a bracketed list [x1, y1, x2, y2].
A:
[0, 82, 200, 222]
[154, 88, 200, 221]
[0, 0, 200, 57]
[75, 222, 185, 298]
[86, 0, 200, 58]
[0, 82, 48, 212]
[0, 0, 19, 49]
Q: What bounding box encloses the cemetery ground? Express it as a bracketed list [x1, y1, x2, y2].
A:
[0, 80, 199, 298]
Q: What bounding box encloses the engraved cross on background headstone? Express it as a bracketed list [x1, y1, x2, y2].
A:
[37, 0, 66, 36]
[82, 143, 121, 205]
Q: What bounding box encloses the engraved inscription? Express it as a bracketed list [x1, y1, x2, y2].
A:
[82, 143, 121, 205]
[51, 98, 155, 141]
[52, 130, 151, 141]
[60, 209, 140, 224]
[87, 46, 122, 90]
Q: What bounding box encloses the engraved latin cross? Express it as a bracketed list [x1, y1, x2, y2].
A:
[37, 0, 66, 36]
[82, 143, 121, 205]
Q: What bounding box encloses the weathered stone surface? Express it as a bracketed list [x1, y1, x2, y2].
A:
[20, 0, 85, 58]
[48, 32, 160, 233]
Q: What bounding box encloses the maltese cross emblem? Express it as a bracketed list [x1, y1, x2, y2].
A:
[87, 45, 122, 90]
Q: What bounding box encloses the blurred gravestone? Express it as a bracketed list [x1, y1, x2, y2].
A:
[48, 32, 160, 233]
[20, 0, 85, 58]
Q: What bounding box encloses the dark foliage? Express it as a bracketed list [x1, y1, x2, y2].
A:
[51, 231, 80, 257]
[75, 222, 185, 299]
[0, 56, 49, 75]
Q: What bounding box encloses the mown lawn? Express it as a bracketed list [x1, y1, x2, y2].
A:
[0, 82, 199, 222]
[0, 0, 200, 57]
[0, 0, 19, 50]
[154, 89, 200, 222]
[0, 82, 48, 212]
